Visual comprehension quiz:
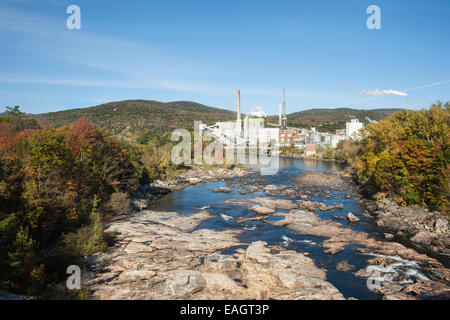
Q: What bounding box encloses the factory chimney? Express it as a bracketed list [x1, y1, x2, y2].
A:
[282, 87, 287, 130]
[236, 90, 242, 136]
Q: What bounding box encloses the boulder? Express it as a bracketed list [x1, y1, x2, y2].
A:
[411, 231, 435, 246]
[249, 206, 275, 215]
[250, 197, 298, 211]
[163, 270, 206, 298]
[336, 261, 355, 272]
[347, 213, 360, 223]
[263, 185, 279, 192]
[299, 201, 317, 212]
[212, 187, 231, 193]
[434, 218, 448, 234]
[363, 212, 372, 218]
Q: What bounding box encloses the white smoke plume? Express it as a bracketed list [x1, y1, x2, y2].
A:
[359, 89, 408, 97]
[248, 106, 266, 118]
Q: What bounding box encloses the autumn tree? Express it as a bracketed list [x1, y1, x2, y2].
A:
[353, 102, 449, 213]
[0, 110, 140, 296]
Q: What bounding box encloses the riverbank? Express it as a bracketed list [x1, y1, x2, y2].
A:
[280, 154, 345, 163]
[130, 166, 251, 211]
[229, 170, 450, 299]
[359, 197, 449, 255]
[342, 170, 450, 258]
[295, 164, 450, 258]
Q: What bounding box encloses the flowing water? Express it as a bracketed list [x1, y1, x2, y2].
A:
[150, 157, 443, 300]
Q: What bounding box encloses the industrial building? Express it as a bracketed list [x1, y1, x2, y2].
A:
[346, 118, 364, 140]
[206, 90, 280, 148]
[299, 119, 364, 148]
[305, 143, 317, 156]
[279, 128, 296, 147]
[205, 89, 364, 153]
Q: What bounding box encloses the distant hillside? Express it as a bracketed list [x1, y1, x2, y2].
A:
[35, 100, 237, 135]
[35, 100, 402, 135]
[268, 108, 403, 132]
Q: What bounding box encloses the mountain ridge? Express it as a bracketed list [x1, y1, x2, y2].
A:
[33, 99, 402, 134]
[34, 100, 237, 135]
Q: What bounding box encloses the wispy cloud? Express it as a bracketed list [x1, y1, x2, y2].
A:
[0, 2, 225, 94]
[0, 72, 231, 94]
[404, 80, 450, 92]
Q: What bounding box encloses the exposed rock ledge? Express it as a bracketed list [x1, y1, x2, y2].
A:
[292, 170, 449, 252]
[269, 209, 450, 299]
[361, 198, 449, 255]
[154, 166, 250, 191]
[85, 209, 343, 300]
[296, 169, 450, 255]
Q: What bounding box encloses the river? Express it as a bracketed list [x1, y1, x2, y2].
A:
[148, 157, 447, 300]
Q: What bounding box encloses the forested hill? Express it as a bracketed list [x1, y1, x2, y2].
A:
[34, 100, 237, 135]
[268, 108, 402, 132]
[34, 100, 402, 135]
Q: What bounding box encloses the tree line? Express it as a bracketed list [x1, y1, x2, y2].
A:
[335, 102, 449, 214]
[0, 107, 182, 298]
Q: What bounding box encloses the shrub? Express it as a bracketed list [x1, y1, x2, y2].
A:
[106, 192, 131, 217]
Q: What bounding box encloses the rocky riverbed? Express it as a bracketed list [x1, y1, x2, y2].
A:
[358, 197, 449, 255]
[84, 208, 343, 300]
[86, 160, 450, 300]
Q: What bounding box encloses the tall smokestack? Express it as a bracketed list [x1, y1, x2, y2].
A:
[237, 90, 241, 122]
[282, 87, 287, 130]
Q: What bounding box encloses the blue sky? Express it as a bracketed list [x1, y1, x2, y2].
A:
[0, 0, 449, 115]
